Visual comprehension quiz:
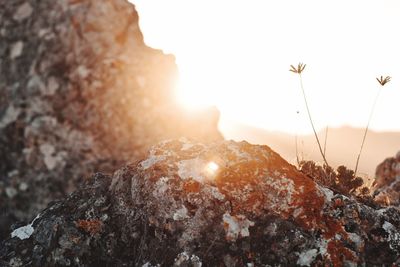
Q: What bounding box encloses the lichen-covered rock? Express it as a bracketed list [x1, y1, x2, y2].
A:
[1, 139, 399, 266]
[0, 0, 222, 240]
[373, 151, 400, 207]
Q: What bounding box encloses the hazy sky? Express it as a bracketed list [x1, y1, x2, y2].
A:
[133, 0, 400, 134]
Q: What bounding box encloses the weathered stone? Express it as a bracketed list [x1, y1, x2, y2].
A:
[13, 3, 33, 21]
[0, 0, 221, 241]
[373, 151, 400, 207]
[1, 139, 399, 266]
[9, 41, 24, 59]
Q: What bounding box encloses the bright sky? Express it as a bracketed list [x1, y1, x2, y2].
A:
[133, 0, 399, 134]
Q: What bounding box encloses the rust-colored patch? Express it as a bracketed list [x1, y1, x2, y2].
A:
[70, 16, 80, 31]
[69, 0, 84, 5]
[110, 60, 125, 70]
[115, 31, 127, 45]
[247, 252, 255, 260]
[75, 219, 103, 235]
[84, 22, 103, 33]
[327, 239, 357, 267]
[183, 180, 201, 193]
[334, 198, 344, 208]
[322, 216, 348, 239]
[164, 222, 175, 233]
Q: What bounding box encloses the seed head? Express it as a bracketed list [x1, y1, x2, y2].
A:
[376, 76, 391, 86]
[290, 63, 306, 74]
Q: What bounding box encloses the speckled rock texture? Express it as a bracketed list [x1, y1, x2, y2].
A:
[373, 151, 400, 207]
[1, 139, 399, 266]
[0, 0, 222, 240]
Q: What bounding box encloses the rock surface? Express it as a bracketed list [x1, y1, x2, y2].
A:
[373, 151, 400, 207]
[1, 139, 399, 266]
[0, 0, 221, 240]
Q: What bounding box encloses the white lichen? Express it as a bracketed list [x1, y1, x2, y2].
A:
[10, 41, 24, 59]
[293, 207, 304, 218]
[317, 186, 335, 203]
[173, 205, 189, 221]
[264, 176, 296, 212]
[11, 213, 41, 240]
[13, 2, 33, 21]
[223, 213, 254, 241]
[5, 187, 18, 199]
[154, 177, 169, 196]
[140, 155, 165, 170]
[177, 158, 207, 182]
[348, 233, 363, 249]
[142, 262, 160, 267]
[11, 224, 34, 241]
[316, 238, 328, 257]
[297, 249, 318, 266]
[0, 104, 21, 129]
[77, 65, 90, 78]
[382, 221, 400, 250]
[190, 255, 202, 267]
[226, 142, 251, 163]
[206, 186, 225, 201]
[39, 143, 64, 170]
[180, 139, 194, 151]
[44, 76, 59, 96]
[174, 252, 190, 265]
[18, 182, 28, 191]
[173, 252, 201, 267]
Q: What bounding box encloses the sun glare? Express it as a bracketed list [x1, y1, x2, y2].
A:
[205, 161, 219, 176]
[134, 0, 400, 134]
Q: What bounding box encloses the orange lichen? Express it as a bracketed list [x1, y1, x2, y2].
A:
[333, 198, 344, 208]
[84, 22, 103, 32]
[75, 219, 103, 235]
[216, 143, 361, 265]
[183, 180, 201, 193]
[327, 240, 357, 267]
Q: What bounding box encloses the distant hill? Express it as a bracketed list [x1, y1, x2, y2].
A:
[220, 121, 400, 179]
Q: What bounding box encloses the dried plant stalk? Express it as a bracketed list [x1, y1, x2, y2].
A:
[290, 63, 329, 167]
[354, 76, 391, 176]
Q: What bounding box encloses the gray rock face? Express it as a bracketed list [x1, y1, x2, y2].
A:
[373, 151, 400, 207]
[1, 139, 399, 266]
[0, 0, 221, 240]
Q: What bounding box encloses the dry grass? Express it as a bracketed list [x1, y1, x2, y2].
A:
[290, 63, 329, 167]
[354, 75, 391, 176]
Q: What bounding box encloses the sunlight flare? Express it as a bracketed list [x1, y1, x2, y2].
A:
[205, 161, 219, 177]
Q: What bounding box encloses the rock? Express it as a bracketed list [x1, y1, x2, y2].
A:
[9, 41, 24, 59]
[1, 139, 399, 266]
[13, 3, 33, 21]
[0, 0, 222, 240]
[0, 105, 21, 129]
[373, 151, 400, 207]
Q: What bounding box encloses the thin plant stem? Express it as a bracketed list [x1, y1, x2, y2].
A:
[295, 111, 301, 166]
[323, 126, 329, 157]
[295, 134, 300, 166]
[299, 74, 329, 167]
[354, 88, 382, 176]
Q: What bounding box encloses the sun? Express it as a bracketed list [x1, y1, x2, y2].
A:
[176, 70, 215, 110]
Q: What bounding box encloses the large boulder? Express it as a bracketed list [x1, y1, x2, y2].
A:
[1, 139, 399, 266]
[373, 151, 400, 207]
[0, 0, 222, 240]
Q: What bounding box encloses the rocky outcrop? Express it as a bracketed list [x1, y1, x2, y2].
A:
[1, 139, 399, 266]
[373, 151, 400, 207]
[0, 0, 222, 240]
